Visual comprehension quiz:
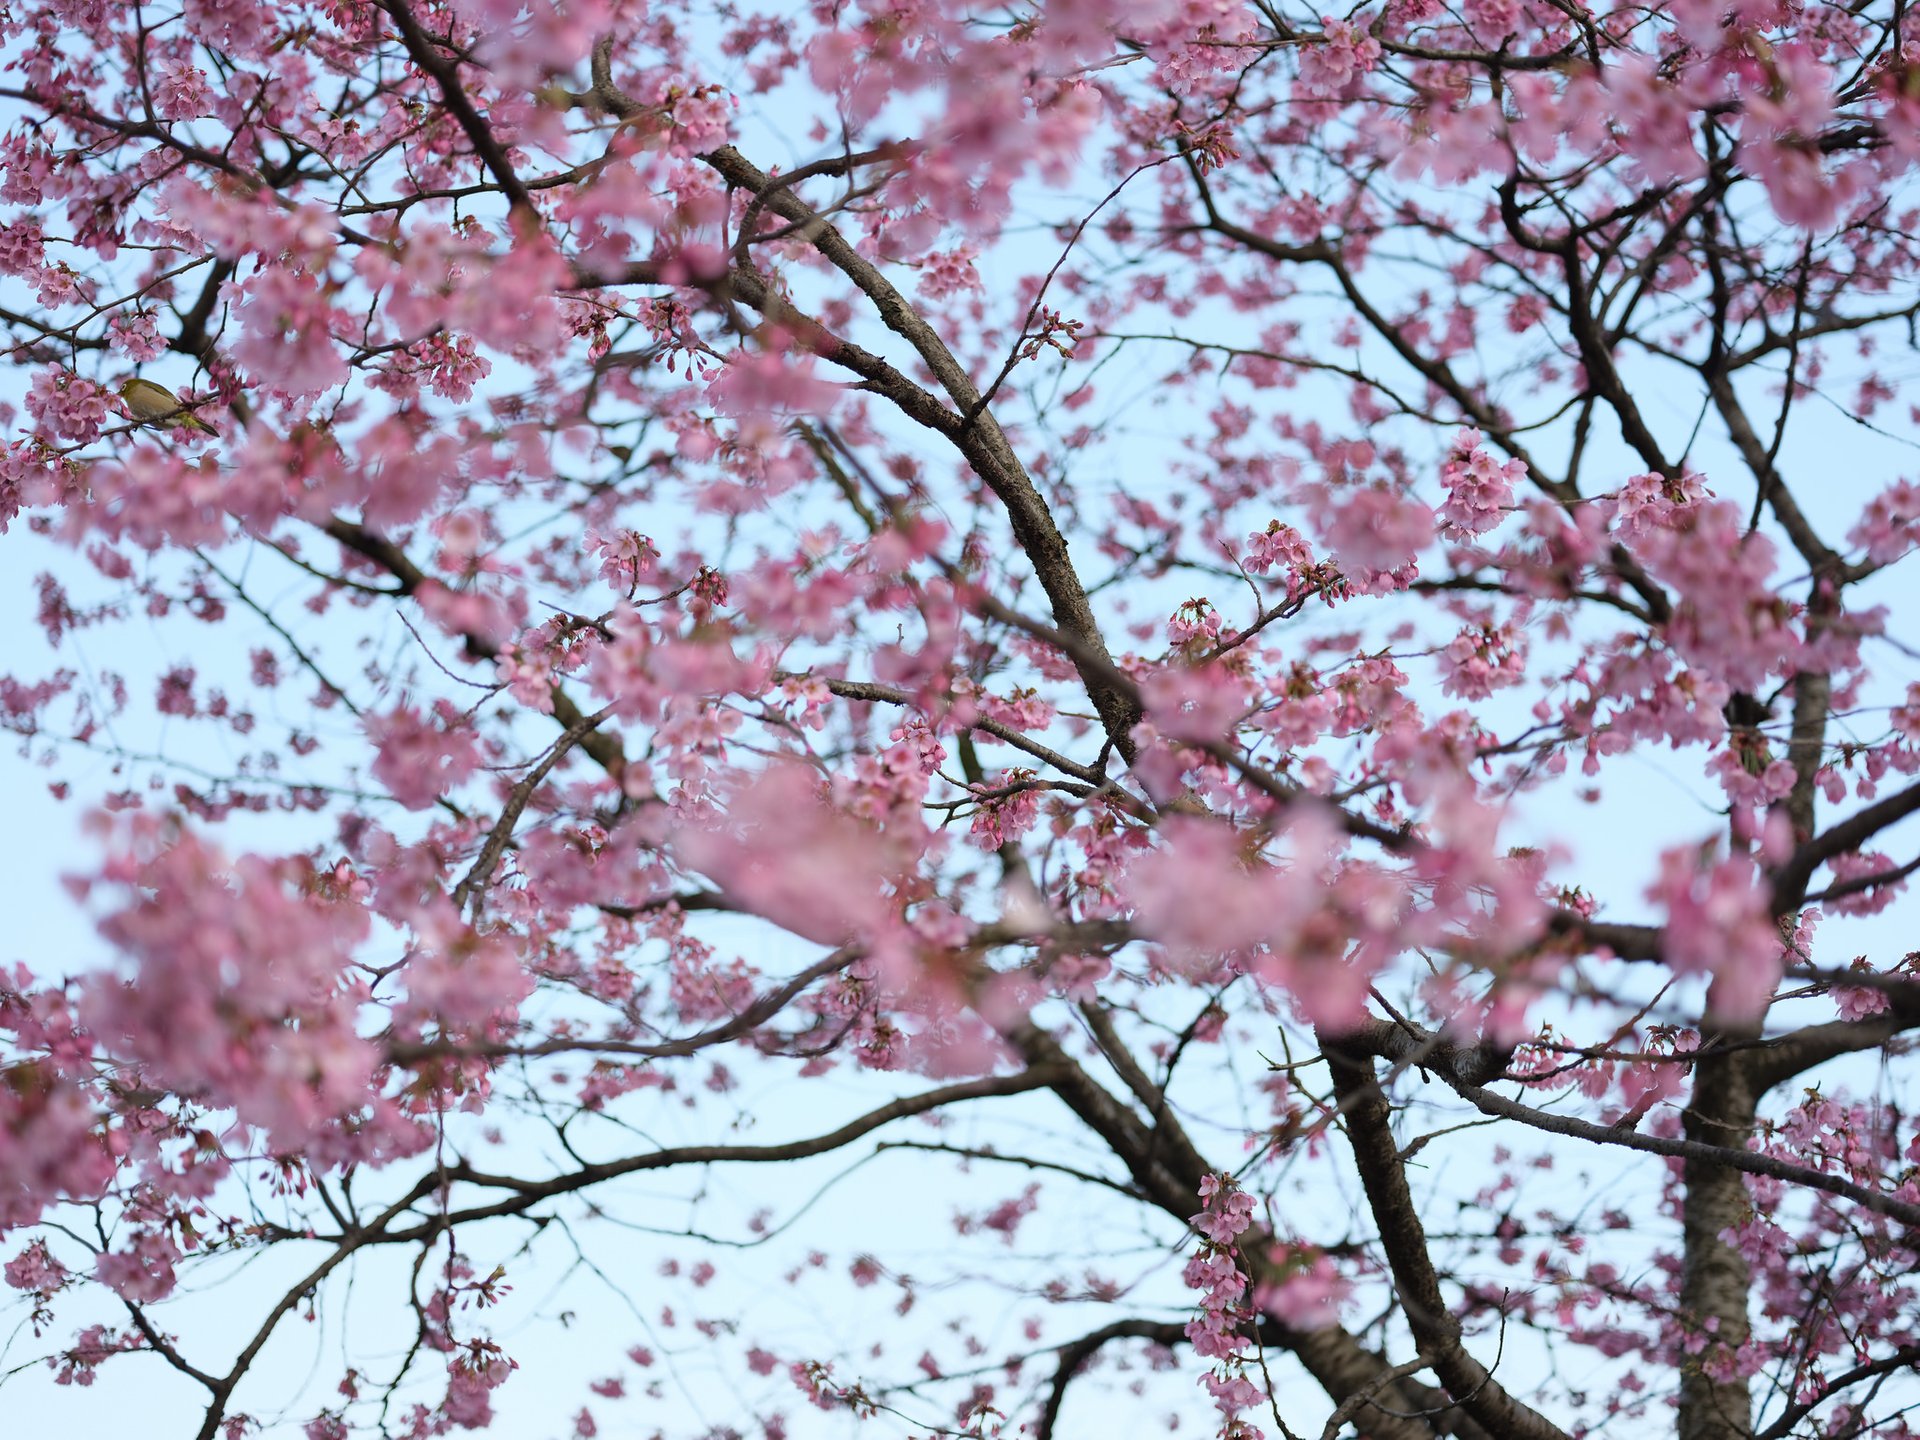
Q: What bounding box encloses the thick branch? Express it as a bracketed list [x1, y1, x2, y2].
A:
[696, 144, 1142, 758]
[1773, 780, 1920, 911]
[1320, 1032, 1574, 1440]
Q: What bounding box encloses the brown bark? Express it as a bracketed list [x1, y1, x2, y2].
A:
[1321, 1033, 1572, 1440]
[1006, 1019, 1469, 1437]
[1676, 1032, 1758, 1440]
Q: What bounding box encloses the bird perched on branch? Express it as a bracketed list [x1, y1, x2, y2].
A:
[119, 377, 217, 435]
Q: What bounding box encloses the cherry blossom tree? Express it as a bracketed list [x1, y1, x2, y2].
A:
[4, 1, 1920, 1437]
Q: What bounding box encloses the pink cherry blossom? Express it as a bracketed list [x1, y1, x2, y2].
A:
[1437, 428, 1524, 538]
[1648, 844, 1782, 1020]
[367, 701, 483, 811]
[1312, 483, 1434, 585]
[2, 4, 1919, 1436]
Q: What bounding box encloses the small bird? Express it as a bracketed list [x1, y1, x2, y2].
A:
[119, 377, 217, 435]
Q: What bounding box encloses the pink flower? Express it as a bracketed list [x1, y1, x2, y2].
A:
[1298, 16, 1381, 96]
[366, 701, 482, 811]
[1609, 470, 1709, 543]
[395, 930, 533, 1042]
[1824, 851, 1908, 917]
[1437, 428, 1524, 538]
[1202, 1369, 1265, 1415]
[1313, 484, 1434, 582]
[1504, 293, 1549, 333]
[152, 60, 213, 119]
[1437, 622, 1526, 700]
[1625, 494, 1797, 693]
[451, 0, 606, 84]
[673, 764, 915, 952]
[95, 1230, 182, 1303]
[156, 179, 336, 263]
[25, 369, 110, 444]
[107, 310, 166, 361]
[0, 220, 46, 275]
[1736, 43, 1864, 229]
[1848, 478, 1920, 565]
[706, 347, 841, 425]
[967, 772, 1041, 851]
[226, 266, 349, 396]
[1605, 55, 1705, 185]
[1834, 971, 1892, 1021]
[590, 529, 659, 591]
[1648, 844, 1781, 1021]
[1140, 665, 1247, 743]
[442, 1344, 516, 1429]
[1130, 816, 1278, 961]
[917, 246, 982, 298]
[0, 1066, 115, 1228]
[80, 821, 375, 1150]
[494, 646, 557, 713]
[1192, 1173, 1257, 1243]
[4, 1239, 68, 1294]
[1254, 1247, 1350, 1331]
[1243, 520, 1312, 576]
